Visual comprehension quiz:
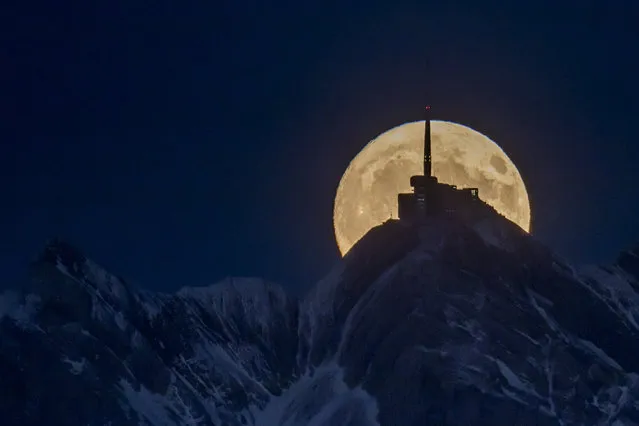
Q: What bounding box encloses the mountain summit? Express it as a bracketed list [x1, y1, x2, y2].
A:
[2, 215, 639, 425]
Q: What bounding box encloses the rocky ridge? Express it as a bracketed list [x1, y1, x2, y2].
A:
[1, 215, 639, 425]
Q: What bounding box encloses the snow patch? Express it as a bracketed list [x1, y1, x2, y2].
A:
[474, 219, 509, 250]
[114, 311, 127, 331]
[178, 277, 289, 333]
[579, 265, 639, 330]
[0, 291, 40, 325]
[490, 357, 540, 398]
[255, 363, 379, 426]
[62, 356, 87, 375]
[118, 379, 174, 425]
[84, 259, 130, 304]
[144, 301, 163, 319]
[118, 379, 188, 426]
[513, 329, 540, 346]
[190, 339, 270, 396]
[55, 258, 70, 276]
[578, 339, 622, 371]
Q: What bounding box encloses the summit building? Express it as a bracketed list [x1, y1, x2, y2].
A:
[397, 106, 481, 222]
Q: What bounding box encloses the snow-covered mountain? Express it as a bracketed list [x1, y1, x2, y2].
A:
[2, 214, 639, 425]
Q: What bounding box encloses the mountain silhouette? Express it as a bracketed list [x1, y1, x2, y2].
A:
[2, 214, 639, 425]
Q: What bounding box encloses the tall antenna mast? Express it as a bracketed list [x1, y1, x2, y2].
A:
[424, 106, 432, 177]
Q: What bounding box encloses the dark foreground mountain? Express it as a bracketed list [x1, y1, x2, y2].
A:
[2, 215, 639, 425]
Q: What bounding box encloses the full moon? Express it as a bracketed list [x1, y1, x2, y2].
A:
[333, 120, 531, 255]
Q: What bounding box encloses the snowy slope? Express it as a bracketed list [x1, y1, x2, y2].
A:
[2, 217, 639, 425]
[0, 240, 299, 426]
[300, 217, 639, 425]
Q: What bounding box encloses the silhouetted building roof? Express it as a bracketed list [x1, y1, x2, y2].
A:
[397, 107, 480, 222]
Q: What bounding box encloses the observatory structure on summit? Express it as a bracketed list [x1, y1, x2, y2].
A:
[397, 106, 480, 222]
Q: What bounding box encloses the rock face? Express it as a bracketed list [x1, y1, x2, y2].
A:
[0, 240, 299, 426]
[2, 215, 639, 425]
[300, 218, 639, 425]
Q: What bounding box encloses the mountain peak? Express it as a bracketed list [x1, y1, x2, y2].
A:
[25, 238, 136, 328]
[4, 218, 639, 425]
[35, 237, 87, 279]
[177, 276, 296, 331]
[300, 215, 639, 425]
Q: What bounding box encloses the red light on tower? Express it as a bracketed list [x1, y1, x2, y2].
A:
[425, 105, 431, 110]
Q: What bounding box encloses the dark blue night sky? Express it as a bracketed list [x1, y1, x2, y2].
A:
[2, 1, 638, 294]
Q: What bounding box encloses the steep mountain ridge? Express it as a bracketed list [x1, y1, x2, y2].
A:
[0, 239, 299, 426]
[2, 216, 639, 425]
[297, 217, 639, 425]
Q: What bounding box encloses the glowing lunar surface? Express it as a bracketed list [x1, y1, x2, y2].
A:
[333, 120, 531, 255]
